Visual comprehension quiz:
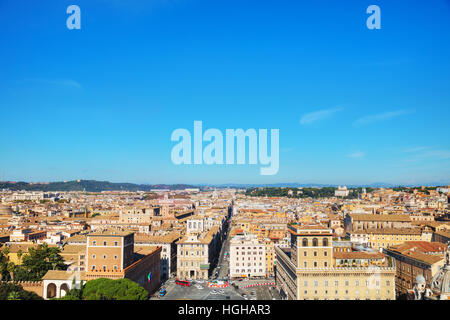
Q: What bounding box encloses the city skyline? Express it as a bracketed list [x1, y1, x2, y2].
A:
[1, 0, 450, 185]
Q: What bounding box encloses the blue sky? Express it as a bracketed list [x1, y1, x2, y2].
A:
[1, 0, 450, 185]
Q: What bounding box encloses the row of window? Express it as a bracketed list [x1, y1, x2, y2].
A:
[303, 289, 388, 296]
[303, 251, 328, 257]
[179, 251, 207, 256]
[236, 251, 264, 255]
[234, 269, 264, 273]
[91, 254, 118, 259]
[303, 280, 390, 287]
[92, 241, 119, 246]
[301, 238, 329, 247]
[302, 261, 328, 267]
[235, 247, 262, 250]
[235, 257, 263, 261]
[91, 265, 118, 271]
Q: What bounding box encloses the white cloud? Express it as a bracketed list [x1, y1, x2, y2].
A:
[348, 151, 365, 158]
[26, 78, 82, 89]
[403, 146, 431, 153]
[353, 110, 410, 126]
[300, 107, 343, 125]
[416, 150, 450, 160]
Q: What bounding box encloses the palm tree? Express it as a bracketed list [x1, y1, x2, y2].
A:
[2, 246, 9, 257]
[17, 249, 23, 265]
[7, 262, 15, 282]
[7, 291, 20, 300]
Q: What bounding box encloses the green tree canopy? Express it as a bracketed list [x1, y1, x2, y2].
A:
[81, 278, 148, 300]
[0, 282, 43, 300]
[14, 243, 67, 281]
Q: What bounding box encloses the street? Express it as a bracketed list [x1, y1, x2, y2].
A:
[152, 212, 282, 300]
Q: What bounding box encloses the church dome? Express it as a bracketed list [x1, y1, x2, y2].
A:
[430, 245, 450, 300]
[415, 274, 426, 285]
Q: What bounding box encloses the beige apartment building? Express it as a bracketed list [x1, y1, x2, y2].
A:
[176, 227, 220, 280]
[349, 227, 433, 251]
[383, 241, 447, 298]
[229, 233, 266, 278]
[275, 224, 396, 300]
[119, 206, 161, 224]
[344, 213, 412, 232]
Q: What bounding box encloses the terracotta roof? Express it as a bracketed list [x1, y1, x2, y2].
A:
[403, 250, 444, 265]
[351, 228, 421, 235]
[333, 251, 385, 260]
[42, 270, 86, 281]
[349, 214, 411, 222]
[61, 244, 86, 254]
[88, 229, 133, 237]
[390, 241, 447, 254]
[134, 232, 181, 244]
[66, 234, 87, 243]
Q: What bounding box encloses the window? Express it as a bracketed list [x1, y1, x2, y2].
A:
[302, 238, 308, 247]
[103, 254, 107, 259]
[324, 262, 328, 267]
[312, 238, 318, 247]
[92, 254, 96, 259]
[314, 262, 318, 267]
[304, 262, 307, 267]
[323, 238, 328, 246]
[93, 241, 97, 246]
[103, 241, 107, 246]
[114, 255, 118, 259]
[91, 265, 95, 270]
[304, 281, 308, 287]
[324, 251, 327, 256]
[304, 251, 307, 256]
[314, 251, 317, 257]
[114, 241, 118, 246]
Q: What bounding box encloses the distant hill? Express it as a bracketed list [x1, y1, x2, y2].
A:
[0, 180, 447, 192]
[0, 180, 197, 192]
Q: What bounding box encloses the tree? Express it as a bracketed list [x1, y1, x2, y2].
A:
[81, 278, 148, 300]
[6, 262, 15, 282]
[0, 248, 11, 281]
[14, 243, 66, 281]
[17, 249, 23, 265]
[7, 291, 20, 300]
[0, 282, 43, 300]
